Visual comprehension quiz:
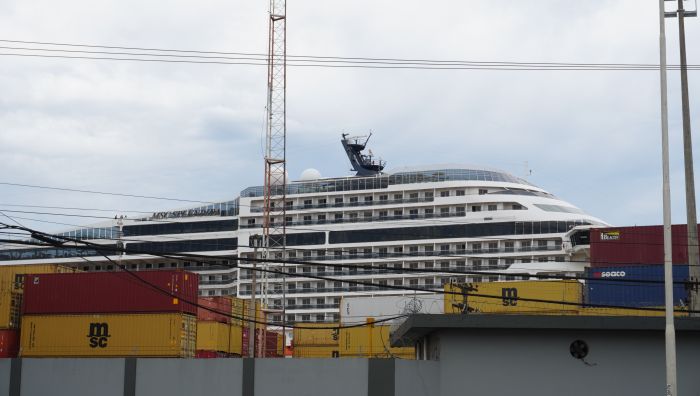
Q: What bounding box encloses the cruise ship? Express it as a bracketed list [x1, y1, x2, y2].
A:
[0, 135, 606, 324]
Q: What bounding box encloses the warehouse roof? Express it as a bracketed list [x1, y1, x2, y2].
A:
[390, 314, 700, 347]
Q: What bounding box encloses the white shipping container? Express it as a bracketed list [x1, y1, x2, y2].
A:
[340, 294, 444, 325]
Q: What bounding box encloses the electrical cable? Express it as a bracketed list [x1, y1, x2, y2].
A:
[0, 40, 698, 70]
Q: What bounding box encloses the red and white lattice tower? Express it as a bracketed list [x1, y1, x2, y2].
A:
[260, 0, 286, 355]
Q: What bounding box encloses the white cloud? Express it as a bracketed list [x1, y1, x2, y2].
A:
[0, 0, 699, 232]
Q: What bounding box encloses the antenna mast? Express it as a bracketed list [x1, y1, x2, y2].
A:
[261, 0, 287, 356]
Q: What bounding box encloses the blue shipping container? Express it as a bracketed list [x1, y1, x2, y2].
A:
[585, 265, 689, 308]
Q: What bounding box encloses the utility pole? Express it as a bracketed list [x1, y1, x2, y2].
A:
[249, 234, 263, 358]
[666, 0, 700, 315]
[659, 1, 677, 394]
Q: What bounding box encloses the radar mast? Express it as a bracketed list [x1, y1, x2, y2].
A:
[341, 133, 386, 176]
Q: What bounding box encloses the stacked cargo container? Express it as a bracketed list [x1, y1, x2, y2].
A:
[292, 323, 340, 358]
[196, 297, 233, 358]
[20, 270, 198, 357]
[0, 264, 77, 358]
[589, 225, 693, 310]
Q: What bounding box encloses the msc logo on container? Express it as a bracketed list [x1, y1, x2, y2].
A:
[593, 271, 626, 278]
[87, 323, 111, 348]
[502, 288, 518, 306]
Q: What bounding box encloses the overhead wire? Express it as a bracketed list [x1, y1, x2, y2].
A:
[0, 40, 698, 71]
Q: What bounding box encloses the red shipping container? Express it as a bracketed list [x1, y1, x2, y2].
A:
[0, 329, 19, 358]
[197, 297, 232, 324]
[590, 225, 699, 268]
[195, 350, 232, 358]
[241, 328, 281, 357]
[22, 270, 198, 315]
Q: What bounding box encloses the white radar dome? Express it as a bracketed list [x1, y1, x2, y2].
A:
[300, 168, 322, 181]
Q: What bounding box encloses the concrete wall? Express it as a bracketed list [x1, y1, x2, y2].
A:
[20, 358, 125, 396]
[0, 357, 439, 396]
[437, 329, 700, 396]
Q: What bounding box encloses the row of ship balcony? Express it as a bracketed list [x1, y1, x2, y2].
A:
[248, 197, 435, 213]
[240, 211, 469, 229]
[239, 245, 563, 263]
[236, 264, 514, 281]
[238, 285, 445, 296]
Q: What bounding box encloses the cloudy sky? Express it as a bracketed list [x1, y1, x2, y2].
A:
[0, 0, 699, 233]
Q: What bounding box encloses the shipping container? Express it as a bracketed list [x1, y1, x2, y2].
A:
[293, 345, 340, 358]
[228, 325, 243, 356]
[22, 270, 198, 315]
[0, 290, 22, 329]
[339, 323, 414, 358]
[293, 323, 340, 347]
[264, 331, 280, 358]
[276, 332, 283, 358]
[340, 295, 443, 326]
[196, 321, 230, 353]
[197, 297, 232, 324]
[0, 329, 19, 358]
[585, 265, 690, 308]
[590, 225, 699, 267]
[20, 313, 196, 357]
[0, 264, 78, 292]
[444, 280, 582, 314]
[230, 298, 264, 328]
[230, 297, 245, 327]
[240, 328, 280, 357]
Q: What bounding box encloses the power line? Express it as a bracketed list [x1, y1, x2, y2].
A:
[0, 39, 698, 70]
[0, 181, 220, 204]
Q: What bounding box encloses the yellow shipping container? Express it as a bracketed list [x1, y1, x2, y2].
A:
[231, 298, 265, 328]
[293, 323, 340, 346]
[228, 324, 243, 356]
[293, 345, 340, 358]
[444, 280, 582, 315]
[20, 313, 196, 357]
[277, 332, 283, 357]
[0, 290, 22, 329]
[196, 321, 230, 353]
[339, 323, 414, 358]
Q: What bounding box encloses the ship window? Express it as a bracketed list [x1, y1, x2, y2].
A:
[379, 195, 388, 201]
[364, 196, 373, 202]
[478, 189, 488, 195]
[456, 190, 465, 196]
[471, 206, 481, 212]
[488, 204, 497, 211]
[394, 279, 403, 286]
[394, 194, 403, 200]
[440, 191, 450, 197]
[424, 192, 434, 199]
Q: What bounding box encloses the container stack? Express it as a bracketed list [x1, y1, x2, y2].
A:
[20, 270, 198, 357]
[292, 323, 340, 358]
[196, 297, 233, 358]
[339, 321, 414, 359]
[0, 264, 78, 358]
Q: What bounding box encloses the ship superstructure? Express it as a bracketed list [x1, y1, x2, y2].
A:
[0, 135, 607, 324]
